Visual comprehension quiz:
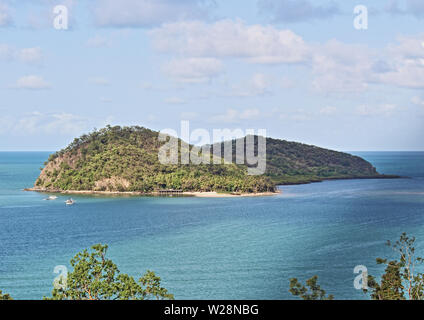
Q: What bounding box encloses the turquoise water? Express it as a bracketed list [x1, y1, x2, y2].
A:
[0, 151, 423, 300]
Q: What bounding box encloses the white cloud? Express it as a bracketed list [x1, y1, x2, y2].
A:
[386, 0, 424, 19]
[228, 73, 273, 97]
[17, 47, 43, 64]
[0, 44, 44, 64]
[250, 73, 271, 95]
[375, 34, 424, 89]
[412, 96, 424, 106]
[311, 40, 375, 93]
[9, 112, 90, 136]
[162, 58, 223, 83]
[0, 2, 12, 27]
[258, 0, 340, 23]
[0, 111, 116, 137]
[150, 19, 310, 64]
[150, 19, 424, 94]
[11, 75, 51, 90]
[310, 35, 424, 93]
[93, 0, 213, 28]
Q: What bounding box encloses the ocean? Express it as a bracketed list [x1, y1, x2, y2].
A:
[0, 151, 423, 299]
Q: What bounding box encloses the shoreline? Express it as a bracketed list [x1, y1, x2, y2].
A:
[23, 188, 282, 198]
[24, 174, 403, 198]
[272, 174, 403, 186]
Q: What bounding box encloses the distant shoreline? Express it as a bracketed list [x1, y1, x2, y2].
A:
[272, 174, 403, 185]
[24, 188, 282, 198]
[24, 174, 403, 198]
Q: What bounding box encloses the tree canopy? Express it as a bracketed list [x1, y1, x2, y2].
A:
[290, 233, 424, 300]
[0, 290, 13, 300]
[46, 244, 173, 300]
[35, 125, 275, 193]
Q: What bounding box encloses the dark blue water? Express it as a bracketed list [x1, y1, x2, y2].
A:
[0, 151, 423, 299]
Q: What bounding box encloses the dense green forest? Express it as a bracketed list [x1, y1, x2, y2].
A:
[33, 125, 275, 193]
[33, 125, 391, 193]
[213, 136, 391, 184]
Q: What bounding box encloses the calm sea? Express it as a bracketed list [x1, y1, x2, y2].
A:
[0, 151, 423, 299]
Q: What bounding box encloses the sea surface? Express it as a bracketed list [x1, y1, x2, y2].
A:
[0, 151, 423, 300]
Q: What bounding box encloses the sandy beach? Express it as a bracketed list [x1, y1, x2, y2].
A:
[182, 191, 281, 197]
[24, 188, 281, 198]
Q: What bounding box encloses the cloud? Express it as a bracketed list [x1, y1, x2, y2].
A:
[11, 75, 51, 90]
[0, 111, 116, 137]
[162, 58, 223, 83]
[5, 112, 90, 136]
[258, 0, 340, 23]
[150, 19, 310, 64]
[309, 35, 424, 93]
[17, 47, 43, 64]
[375, 34, 424, 89]
[249, 73, 272, 95]
[0, 2, 12, 27]
[412, 96, 424, 106]
[227, 73, 273, 97]
[311, 40, 375, 93]
[0, 44, 44, 64]
[386, 0, 424, 19]
[151, 19, 424, 93]
[21, 0, 77, 29]
[93, 0, 214, 28]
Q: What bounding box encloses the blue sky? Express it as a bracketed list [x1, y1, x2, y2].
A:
[0, 0, 423, 151]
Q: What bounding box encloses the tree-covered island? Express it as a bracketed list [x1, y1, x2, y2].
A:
[28, 125, 396, 195]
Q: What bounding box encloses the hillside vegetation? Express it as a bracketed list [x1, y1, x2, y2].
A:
[33, 126, 275, 193]
[33, 125, 390, 193]
[213, 136, 388, 185]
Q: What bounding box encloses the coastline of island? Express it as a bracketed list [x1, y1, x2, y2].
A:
[24, 188, 282, 198]
[28, 126, 404, 198]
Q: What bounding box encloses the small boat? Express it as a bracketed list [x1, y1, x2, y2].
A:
[45, 195, 58, 201]
[65, 199, 75, 205]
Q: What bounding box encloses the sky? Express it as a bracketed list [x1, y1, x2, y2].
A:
[0, 0, 423, 151]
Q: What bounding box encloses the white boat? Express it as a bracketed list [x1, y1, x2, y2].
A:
[65, 199, 75, 205]
[45, 195, 58, 201]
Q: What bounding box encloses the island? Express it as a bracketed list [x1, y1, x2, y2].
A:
[27, 125, 397, 196]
